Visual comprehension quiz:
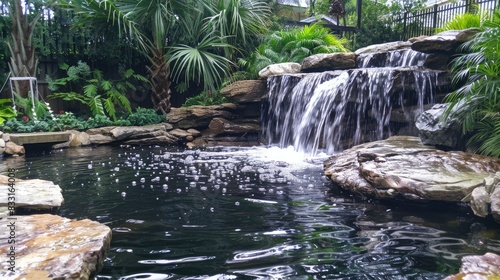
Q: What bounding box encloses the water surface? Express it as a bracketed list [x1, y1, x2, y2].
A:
[3, 145, 500, 279]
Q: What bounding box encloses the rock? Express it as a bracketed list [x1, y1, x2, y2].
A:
[220, 80, 267, 103]
[0, 214, 111, 279]
[415, 103, 464, 149]
[166, 105, 238, 129]
[122, 134, 178, 145]
[70, 131, 91, 147]
[187, 129, 202, 137]
[0, 175, 63, 212]
[4, 141, 25, 156]
[169, 128, 193, 138]
[491, 187, 500, 222]
[411, 30, 476, 53]
[470, 186, 490, 218]
[301, 52, 356, 72]
[110, 123, 170, 140]
[444, 252, 500, 280]
[423, 53, 453, 70]
[355, 41, 412, 55]
[0, 138, 5, 154]
[52, 130, 91, 149]
[324, 136, 500, 219]
[258, 62, 302, 78]
[208, 117, 261, 135]
[89, 134, 115, 145]
[86, 126, 116, 136]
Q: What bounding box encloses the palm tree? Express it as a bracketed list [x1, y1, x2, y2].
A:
[63, 0, 271, 113]
[445, 9, 500, 157]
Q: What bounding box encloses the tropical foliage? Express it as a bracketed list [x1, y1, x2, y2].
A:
[240, 23, 349, 77]
[0, 107, 164, 132]
[0, 98, 17, 124]
[445, 9, 500, 157]
[47, 61, 147, 121]
[436, 12, 484, 32]
[62, 0, 271, 113]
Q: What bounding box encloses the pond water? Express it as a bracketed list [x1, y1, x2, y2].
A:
[4, 145, 500, 279]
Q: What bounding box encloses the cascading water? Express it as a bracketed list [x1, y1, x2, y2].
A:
[263, 48, 450, 156]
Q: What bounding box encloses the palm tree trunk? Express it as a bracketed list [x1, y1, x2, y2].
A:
[8, 0, 40, 96]
[149, 51, 171, 114]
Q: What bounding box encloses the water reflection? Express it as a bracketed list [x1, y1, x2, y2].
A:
[2, 145, 500, 279]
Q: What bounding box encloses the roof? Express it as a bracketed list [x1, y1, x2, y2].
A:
[276, 0, 309, 8]
[300, 14, 339, 25]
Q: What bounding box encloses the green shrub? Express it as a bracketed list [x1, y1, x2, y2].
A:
[182, 91, 228, 107]
[48, 61, 148, 121]
[445, 9, 500, 157]
[126, 107, 164, 126]
[239, 23, 349, 77]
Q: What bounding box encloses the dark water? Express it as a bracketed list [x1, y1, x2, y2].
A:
[3, 145, 500, 279]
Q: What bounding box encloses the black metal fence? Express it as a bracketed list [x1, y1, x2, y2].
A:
[394, 0, 500, 40]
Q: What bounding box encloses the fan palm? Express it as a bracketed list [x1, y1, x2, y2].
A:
[62, 0, 271, 113]
[241, 23, 349, 77]
[445, 9, 500, 157]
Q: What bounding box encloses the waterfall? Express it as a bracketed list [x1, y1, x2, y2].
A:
[262, 49, 448, 156]
[357, 49, 429, 68]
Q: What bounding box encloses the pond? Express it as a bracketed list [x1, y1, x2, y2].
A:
[4, 145, 500, 279]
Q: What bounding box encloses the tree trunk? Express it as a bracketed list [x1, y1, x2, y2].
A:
[8, 0, 40, 96]
[149, 49, 171, 115]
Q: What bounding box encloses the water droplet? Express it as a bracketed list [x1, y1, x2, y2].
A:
[121, 192, 127, 197]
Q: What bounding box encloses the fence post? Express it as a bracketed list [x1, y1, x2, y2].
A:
[403, 12, 408, 40]
[432, 4, 438, 30]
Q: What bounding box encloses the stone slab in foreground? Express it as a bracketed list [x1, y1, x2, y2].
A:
[0, 175, 63, 214]
[0, 214, 112, 279]
[324, 136, 500, 221]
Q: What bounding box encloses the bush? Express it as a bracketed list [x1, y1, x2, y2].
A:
[445, 9, 500, 157]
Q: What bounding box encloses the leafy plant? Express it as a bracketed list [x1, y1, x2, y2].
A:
[126, 107, 164, 126]
[48, 61, 147, 121]
[444, 9, 500, 157]
[13, 92, 50, 121]
[240, 23, 349, 77]
[0, 98, 17, 124]
[182, 90, 228, 107]
[436, 12, 484, 33]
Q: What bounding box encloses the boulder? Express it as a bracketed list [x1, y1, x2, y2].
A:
[0, 214, 111, 279]
[4, 141, 25, 156]
[324, 136, 500, 220]
[88, 134, 114, 145]
[355, 41, 412, 55]
[301, 52, 356, 72]
[86, 126, 116, 136]
[52, 130, 91, 149]
[0, 175, 64, 213]
[166, 104, 238, 129]
[0, 138, 5, 154]
[208, 118, 261, 136]
[415, 103, 464, 149]
[411, 29, 478, 53]
[220, 80, 267, 103]
[109, 123, 171, 140]
[122, 134, 178, 145]
[258, 62, 302, 78]
[444, 252, 500, 280]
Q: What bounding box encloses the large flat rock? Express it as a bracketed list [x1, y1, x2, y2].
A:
[8, 132, 71, 145]
[324, 136, 500, 221]
[0, 175, 63, 214]
[0, 214, 112, 279]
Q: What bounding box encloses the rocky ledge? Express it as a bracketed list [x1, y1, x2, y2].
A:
[324, 136, 500, 222]
[0, 214, 111, 279]
[0, 175, 64, 216]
